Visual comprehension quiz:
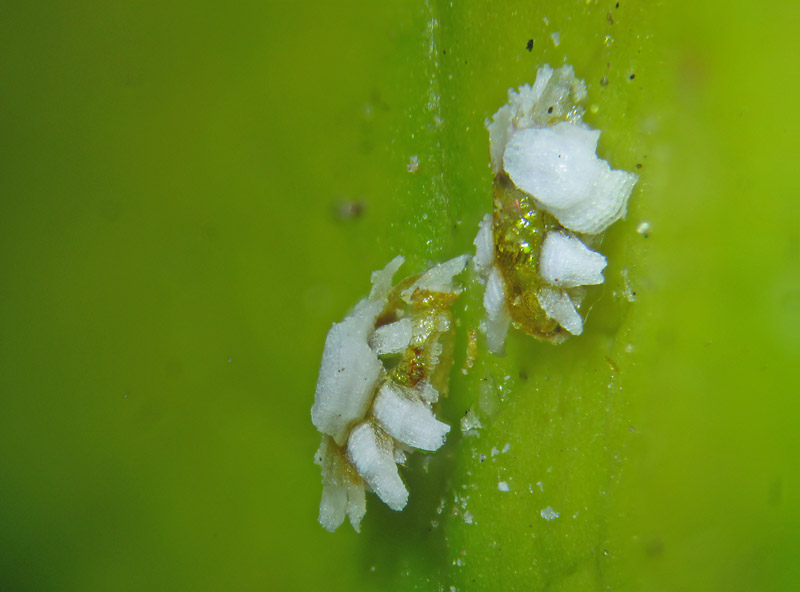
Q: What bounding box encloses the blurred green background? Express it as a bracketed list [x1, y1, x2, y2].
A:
[0, 1, 797, 590]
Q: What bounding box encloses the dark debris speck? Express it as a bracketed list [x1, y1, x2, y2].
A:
[333, 200, 366, 221]
[526, 39, 534, 51]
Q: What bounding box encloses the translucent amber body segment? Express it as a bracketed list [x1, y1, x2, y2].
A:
[492, 173, 564, 341]
[377, 279, 458, 396]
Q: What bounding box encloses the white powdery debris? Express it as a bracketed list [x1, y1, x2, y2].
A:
[369, 318, 414, 355]
[537, 286, 583, 335]
[620, 267, 636, 302]
[539, 231, 607, 287]
[347, 422, 408, 511]
[540, 506, 560, 520]
[487, 104, 514, 175]
[487, 64, 587, 174]
[460, 408, 483, 435]
[344, 482, 367, 530]
[473, 214, 494, 274]
[416, 381, 440, 405]
[311, 302, 385, 446]
[318, 480, 366, 534]
[503, 122, 637, 234]
[406, 254, 469, 296]
[369, 255, 405, 301]
[315, 438, 367, 532]
[483, 266, 511, 354]
[473, 216, 511, 354]
[498, 481, 511, 492]
[393, 446, 408, 465]
[372, 384, 450, 451]
[318, 484, 348, 532]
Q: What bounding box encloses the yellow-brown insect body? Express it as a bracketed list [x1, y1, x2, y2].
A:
[492, 172, 565, 342]
[377, 276, 458, 397]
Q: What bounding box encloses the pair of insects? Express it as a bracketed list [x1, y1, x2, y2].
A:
[311, 64, 638, 532]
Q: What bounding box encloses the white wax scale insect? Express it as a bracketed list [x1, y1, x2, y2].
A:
[311, 255, 469, 532]
[475, 64, 638, 352]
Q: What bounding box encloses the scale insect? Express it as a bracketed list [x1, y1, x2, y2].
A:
[475, 64, 638, 353]
[311, 255, 468, 532]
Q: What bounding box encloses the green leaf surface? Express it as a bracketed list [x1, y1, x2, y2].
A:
[0, 1, 797, 591]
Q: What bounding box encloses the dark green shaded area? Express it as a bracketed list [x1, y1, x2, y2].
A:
[0, 1, 797, 591]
